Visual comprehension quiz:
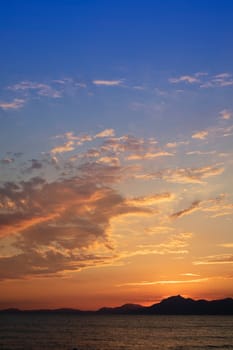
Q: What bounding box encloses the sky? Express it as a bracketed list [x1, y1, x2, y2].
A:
[0, 0, 233, 310]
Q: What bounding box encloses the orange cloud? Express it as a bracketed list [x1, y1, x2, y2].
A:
[95, 129, 115, 138]
[192, 130, 208, 140]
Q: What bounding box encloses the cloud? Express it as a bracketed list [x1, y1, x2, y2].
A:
[28, 159, 43, 171]
[95, 129, 115, 138]
[144, 226, 174, 235]
[98, 134, 173, 162]
[192, 130, 208, 140]
[126, 151, 173, 160]
[118, 277, 208, 287]
[78, 148, 101, 159]
[171, 196, 233, 220]
[171, 201, 201, 219]
[193, 254, 233, 265]
[50, 141, 75, 154]
[200, 196, 233, 218]
[0, 127, 230, 281]
[137, 165, 224, 184]
[92, 80, 123, 86]
[53, 132, 94, 149]
[186, 151, 216, 156]
[169, 165, 224, 184]
[219, 109, 232, 120]
[219, 243, 233, 248]
[0, 162, 154, 279]
[97, 156, 120, 166]
[166, 141, 189, 148]
[116, 232, 193, 261]
[190, 123, 233, 142]
[169, 75, 199, 84]
[0, 158, 14, 165]
[153, 232, 193, 251]
[53, 78, 87, 89]
[200, 73, 233, 88]
[0, 98, 25, 110]
[8, 81, 62, 98]
[169, 72, 233, 89]
[77, 162, 123, 184]
[0, 249, 117, 280]
[100, 135, 145, 156]
[221, 125, 233, 137]
[127, 193, 175, 207]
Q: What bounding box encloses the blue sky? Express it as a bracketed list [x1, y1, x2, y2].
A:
[0, 1, 233, 308]
[1, 0, 233, 78]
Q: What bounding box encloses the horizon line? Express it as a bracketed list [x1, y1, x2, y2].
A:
[1, 294, 233, 312]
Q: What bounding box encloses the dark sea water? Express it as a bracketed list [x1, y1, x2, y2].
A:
[0, 314, 233, 350]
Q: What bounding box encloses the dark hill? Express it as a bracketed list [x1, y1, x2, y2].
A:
[1, 296, 233, 315]
[148, 295, 233, 315]
[98, 303, 145, 314]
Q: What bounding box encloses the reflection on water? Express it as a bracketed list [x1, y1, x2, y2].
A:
[0, 314, 233, 350]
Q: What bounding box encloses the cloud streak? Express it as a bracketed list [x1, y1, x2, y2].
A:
[169, 72, 233, 89]
[92, 80, 123, 86]
[8, 81, 62, 98]
[169, 75, 200, 84]
[0, 98, 25, 110]
[194, 254, 233, 265]
[136, 165, 224, 184]
[192, 130, 208, 140]
[118, 278, 209, 287]
[171, 196, 233, 220]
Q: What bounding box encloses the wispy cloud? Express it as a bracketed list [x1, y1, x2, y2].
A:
[95, 129, 115, 138]
[50, 141, 75, 154]
[200, 73, 233, 88]
[118, 277, 209, 287]
[3, 78, 87, 111]
[219, 109, 232, 120]
[126, 151, 173, 160]
[136, 165, 224, 184]
[116, 232, 193, 260]
[8, 81, 62, 98]
[194, 254, 233, 265]
[169, 75, 200, 84]
[192, 130, 208, 140]
[171, 196, 233, 220]
[97, 156, 120, 166]
[169, 72, 233, 89]
[92, 80, 123, 86]
[144, 226, 174, 235]
[166, 141, 189, 148]
[219, 243, 233, 248]
[126, 193, 175, 207]
[0, 98, 25, 110]
[171, 201, 200, 219]
[186, 150, 216, 156]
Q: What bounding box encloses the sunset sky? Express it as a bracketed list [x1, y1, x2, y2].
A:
[0, 0, 233, 310]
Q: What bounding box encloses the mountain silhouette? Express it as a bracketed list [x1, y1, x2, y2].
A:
[97, 295, 233, 315]
[1, 295, 233, 315]
[98, 303, 145, 314]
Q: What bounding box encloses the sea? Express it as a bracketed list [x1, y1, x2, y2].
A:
[0, 314, 233, 350]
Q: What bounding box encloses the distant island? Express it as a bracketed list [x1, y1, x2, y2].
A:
[1, 295, 233, 315]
